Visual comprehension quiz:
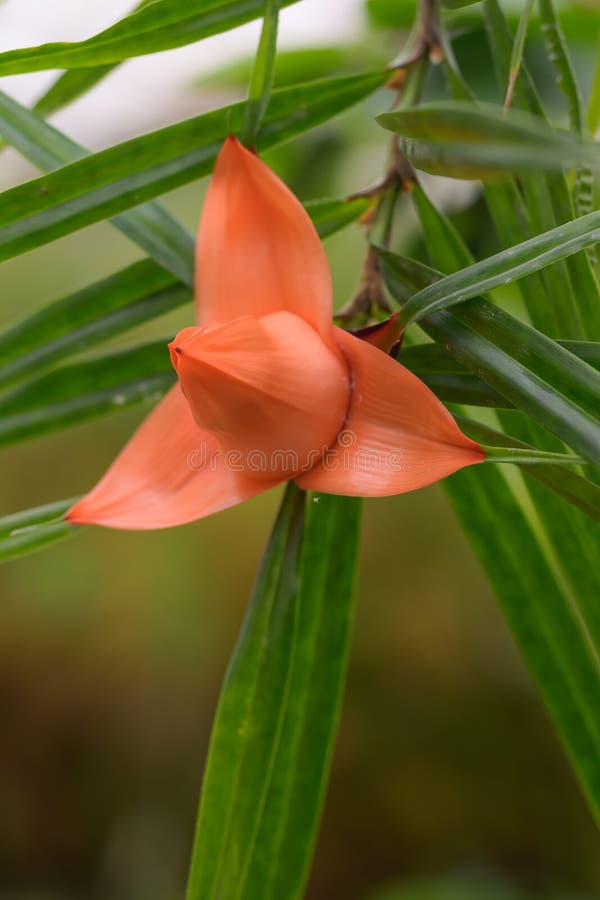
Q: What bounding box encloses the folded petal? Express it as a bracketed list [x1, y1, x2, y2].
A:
[170, 311, 349, 479]
[66, 385, 280, 529]
[196, 137, 333, 338]
[296, 329, 484, 496]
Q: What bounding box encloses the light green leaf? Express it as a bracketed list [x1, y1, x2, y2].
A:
[185, 484, 361, 899]
[0, 497, 78, 563]
[457, 416, 600, 523]
[0, 0, 301, 75]
[242, 0, 281, 147]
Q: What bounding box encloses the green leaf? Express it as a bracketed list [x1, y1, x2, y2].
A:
[380, 252, 600, 467]
[34, 65, 118, 118]
[376, 102, 598, 178]
[0, 197, 365, 393]
[0, 89, 195, 285]
[29, 0, 149, 118]
[588, 42, 600, 135]
[385, 208, 600, 328]
[241, 0, 281, 148]
[0, 261, 187, 391]
[537, 0, 593, 222]
[483, 0, 600, 340]
[457, 416, 600, 523]
[498, 412, 600, 660]
[0, 72, 385, 263]
[406, 107, 600, 824]
[0, 497, 78, 563]
[185, 484, 361, 900]
[304, 196, 370, 238]
[0, 342, 175, 446]
[0, 0, 301, 75]
[503, 0, 535, 111]
[445, 464, 600, 826]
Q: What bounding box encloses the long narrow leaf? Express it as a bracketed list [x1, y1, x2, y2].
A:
[242, 0, 281, 147]
[380, 252, 600, 466]
[446, 465, 600, 825]
[457, 416, 600, 524]
[0, 197, 366, 392]
[0, 342, 175, 446]
[0, 0, 301, 75]
[0, 90, 195, 285]
[0, 262, 186, 389]
[0, 497, 78, 562]
[377, 101, 598, 177]
[0, 72, 385, 263]
[185, 484, 361, 899]
[483, 0, 600, 339]
[386, 209, 600, 328]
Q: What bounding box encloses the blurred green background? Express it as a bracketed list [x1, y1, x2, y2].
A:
[1, 2, 599, 898]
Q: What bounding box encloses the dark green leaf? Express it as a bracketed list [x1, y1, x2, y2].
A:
[0, 72, 385, 263]
[445, 465, 600, 825]
[0, 197, 365, 392]
[483, 0, 600, 340]
[380, 251, 600, 467]
[185, 484, 361, 899]
[0, 261, 187, 390]
[377, 102, 598, 178]
[0, 89, 195, 285]
[385, 209, 600, 328]
[0, 342, 175, 446]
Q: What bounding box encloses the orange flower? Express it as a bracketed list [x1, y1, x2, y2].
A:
[67, 137, 483, 529]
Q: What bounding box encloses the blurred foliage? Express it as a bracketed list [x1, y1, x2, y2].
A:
[1, 1, 600, 899]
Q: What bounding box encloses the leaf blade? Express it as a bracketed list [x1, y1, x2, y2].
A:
[0, 72, 385, 263]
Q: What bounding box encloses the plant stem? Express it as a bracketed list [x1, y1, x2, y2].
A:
[241, 0, 281, 148]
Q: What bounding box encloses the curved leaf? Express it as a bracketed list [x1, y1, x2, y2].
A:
[0, 0, 301, 75]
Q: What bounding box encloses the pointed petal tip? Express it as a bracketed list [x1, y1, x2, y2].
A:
[296, 328, 484, 496]
[196, 135, 334, 336]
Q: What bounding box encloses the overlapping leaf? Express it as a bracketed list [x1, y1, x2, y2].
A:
[0, 72, 384, 263]
[185, 485, 362, 900]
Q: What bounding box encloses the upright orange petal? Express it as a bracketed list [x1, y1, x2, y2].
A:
[296, 329, 484, 496]
[66, 385, 280, 529]
[195, 137, 333, 338]
[170, 311, 349, 479]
